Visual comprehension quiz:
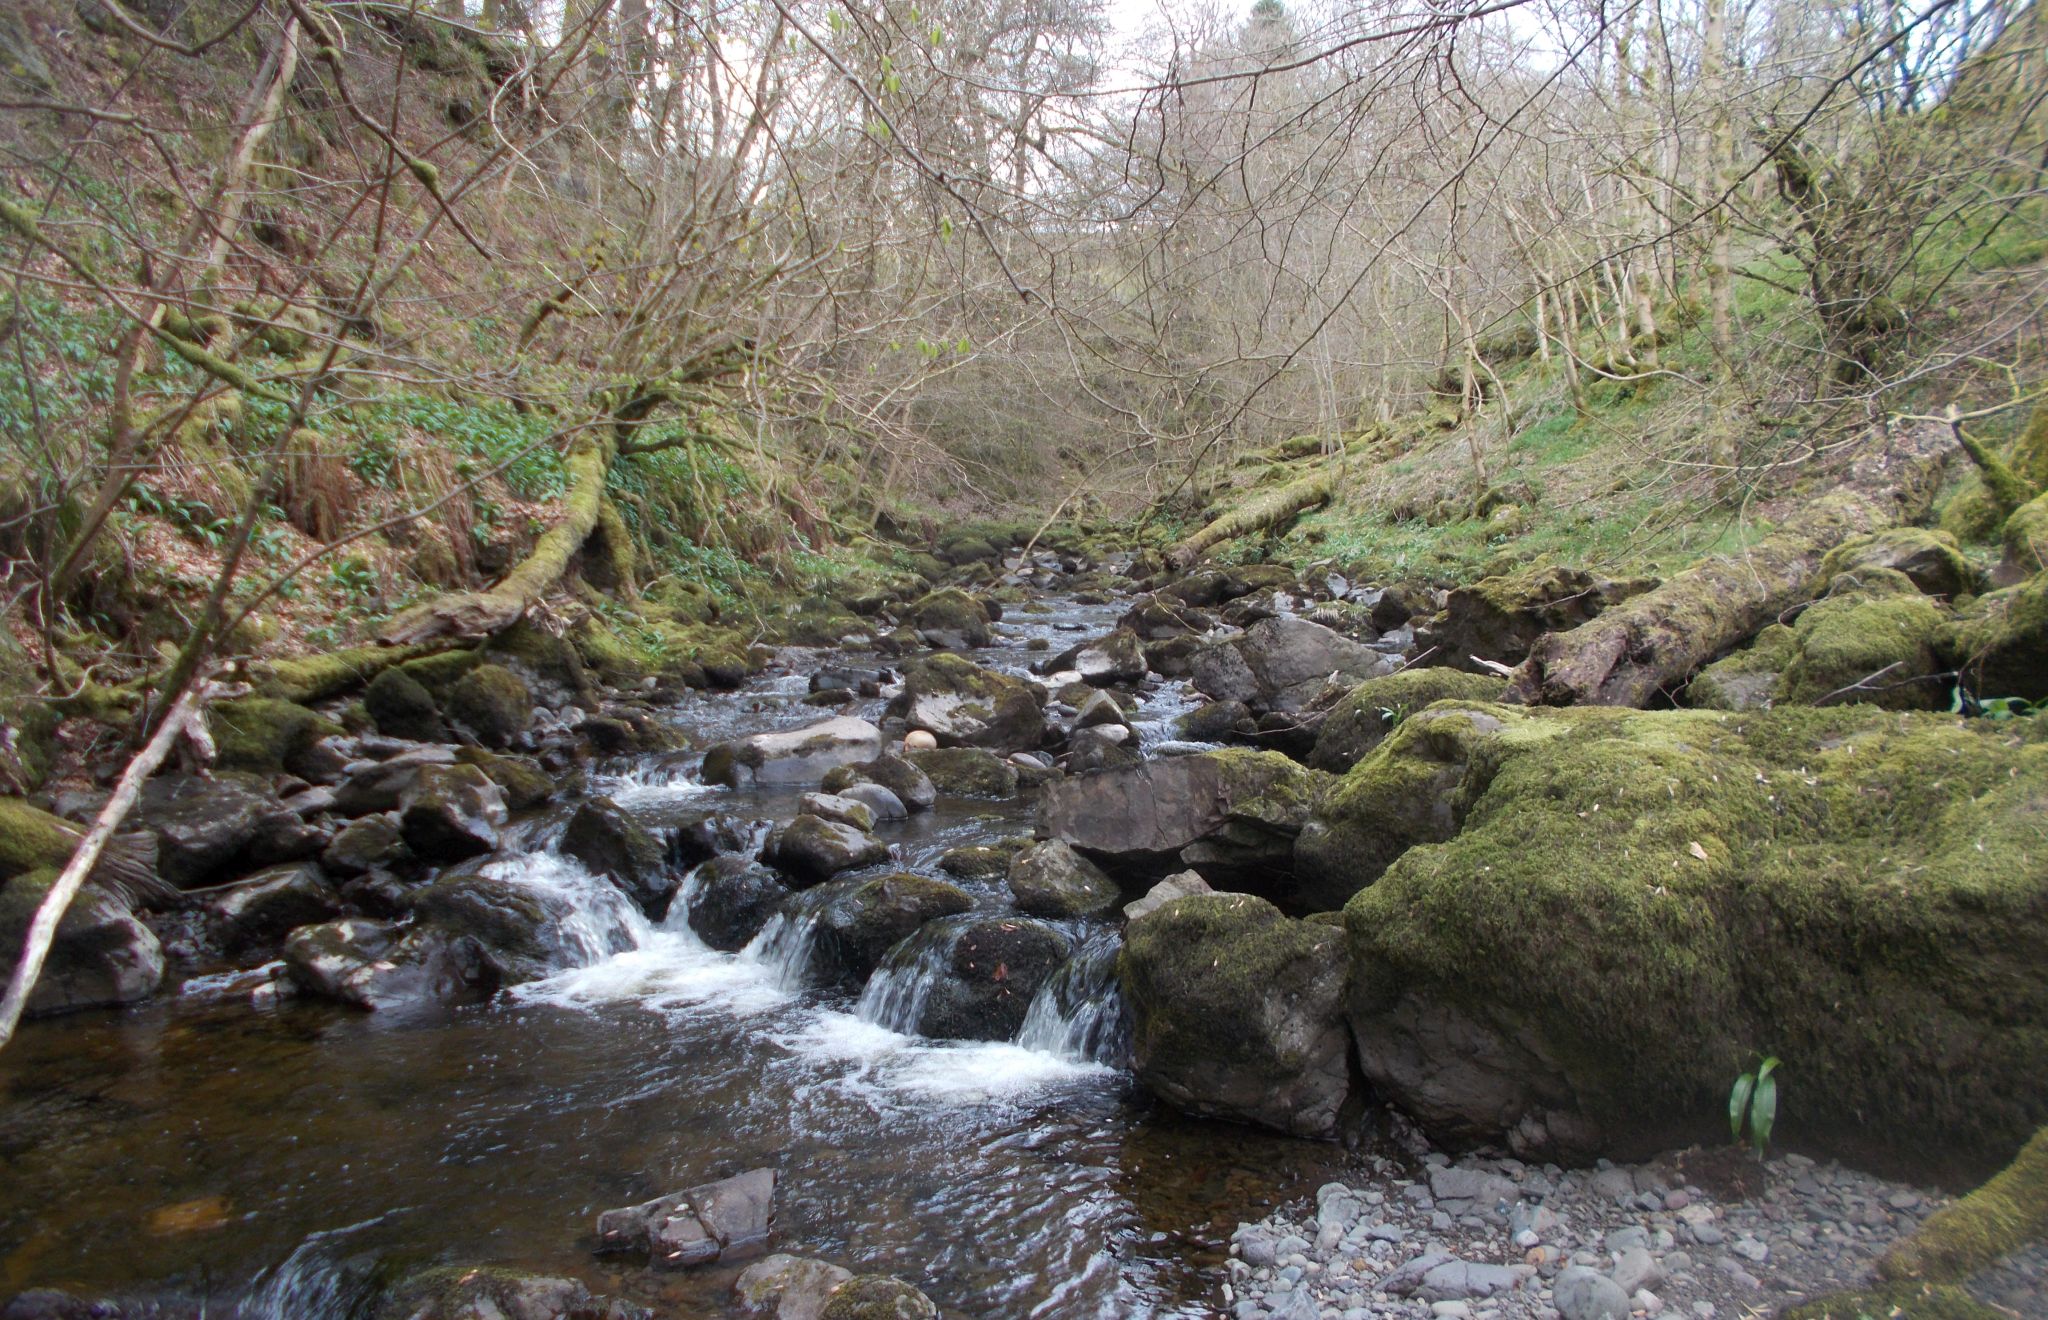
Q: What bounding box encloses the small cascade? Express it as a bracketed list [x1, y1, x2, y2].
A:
[1015, 929, 1131, 1067]
[743, 885, 835, 992]
[855, 918, 967, 1034]
[236, 1224, 387, 1320]
[480, 851, 651, 970]
[594, 755, 716, 808]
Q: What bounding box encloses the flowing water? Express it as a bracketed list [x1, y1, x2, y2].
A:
[0, 593, 1347, 1317]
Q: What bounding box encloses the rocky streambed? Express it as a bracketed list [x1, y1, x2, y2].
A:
[2, 542, 2044, 1319]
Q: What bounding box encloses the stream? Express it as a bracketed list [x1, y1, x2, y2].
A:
[0, 592, 1347, 1318]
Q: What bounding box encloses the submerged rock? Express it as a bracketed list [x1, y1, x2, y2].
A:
[883, 916, 1074, 1041]
[1119, 892, 1351, 1138]
[597, 1167, 776, 1270]
[702, 717, 884, 789]
[735, 1254, 854, 1320]
[817, 1276, 939, 1320]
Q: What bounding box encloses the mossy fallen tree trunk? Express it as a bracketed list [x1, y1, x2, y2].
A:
[379, 435, 615, 645]
[1166, 471, 1334, 571]
[1505, 422, 1950, 708]
[1880, 1127, 2048, 1284]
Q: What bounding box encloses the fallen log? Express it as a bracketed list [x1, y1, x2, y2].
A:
[1167, 471, 1334, 571]
[1504, 421, 1950, 708]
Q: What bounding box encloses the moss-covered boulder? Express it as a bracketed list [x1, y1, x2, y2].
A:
[1779, 1284, 2004, 1320]
[453, 747, 554, 811]
[483, 618, 597, 708]
[1006, 840, 1119, 917]
[1946, 571, 2048, 701]
[1686, 623, 1800, 711]
[444, 663, 532, 749]
[803, 872, 975, 988]
[817, 1275, 939, 1320]
[1037, 748, 1327, 896]
[1329, 702, 2048, 1179]
[1119, 893, 1351, 1138]
[935, 836, 1032, 880]
[905, 746, 1020, 798]
[2002, 490, 2048, 580]
[1308, 669, 1508, 772]
[1415, 565, 1655, 672]
[882, 915, 1074, 1041]
[364, 665, 444, 741]
[1778, 574, 1951, 710]
[901, 588, 993, 648]
[1820, 527, 1978, 600]
[210, 697, 343, 776]
[761, 815, 889, 886]
[1880, 1127, 2048, 1284]
[0, 865, 164, 1015]
[884, 654, 1046, 753]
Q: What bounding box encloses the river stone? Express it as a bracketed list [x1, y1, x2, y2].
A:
[1118, 593, 1216, 640]
[1123, 870, 1212, 922]
[203, 862, 342, 954]
[399, 763, 507, 863]
[702, 717, 884, 789]
[884, 654, 1046, 753]
[282, 917, 488, 1010]
[444, 663, 533, 749]
[1119, 893, 1351, 1138]
[1554, 1267, 1631, 1320]
[1046, 627, 1149, 686]
[1036, 748, 1324, 891]
[1190, 615, 1398, 713]
[835, 783, 907, 822]
[1006, 840, 1119, 918]
[1417, 1260, 1535, 1301]
[821, 754, 937, 813]
[902, 917, 1073, 1041]
[560, 796, 675, 919]
[902, 588, 992, 648]
[331, 746, 459, 817]
[372, 1265, 646, 1320]
[935, 837, 1031, 880]
[799, 792, 875, 832]
[681, 857, 790, 950]
[735, 1254, 855, 1320]
[761, 816, 888, 887]
[1062, 727, 1142, 776]
[0, 868, 163, 1015]
[137, 771, 323, 887]
[598, 1167, 776, 1270]
[802, 873, 974, 987]
[817, 1276, 939, 1320]
[1173, 700, 1254, 743]
[364, 666, 444, 741]
[906, 747, 1019, 798]
[1073, 689, 1131, 732]
[321, 813, 410, 878]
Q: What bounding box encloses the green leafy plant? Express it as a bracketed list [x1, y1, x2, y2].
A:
[326, 555, 378, 599]
[1730, 1055, 1780, 1158]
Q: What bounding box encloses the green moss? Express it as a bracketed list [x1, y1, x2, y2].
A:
[817, 1274, 940, 1320]
[2004, 491, 2048, 575]
[1881, 1128, 2048, 1283]
[1309, 669, 1509, 772]
[937, 837, 1031, 879]
[1333, 703, 2048, 1178]
[364, 666, 442, 740]
[444, 664, 531, 748]
[1780, 1284, 2006, 1320]
[1687, 623, 1799, 711]
[902, 589, 992, 645]
[251, 643, 441, 702]
[906, 747, 1018, 798]
[2012, 401, 2048, 494]
[1947, 572, 2048, 702]
[397, 648, 483, 696]
[453, 748, 553, 811]
[211, 697, 341, 774]
[1779, 586, 1950, 710]
[0, 798, 81, 879]
[1940, 477, 2005, 545]
[1821, 528, 1976, 599]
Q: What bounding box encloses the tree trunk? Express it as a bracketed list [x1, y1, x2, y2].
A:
[1504, 422, 1951, 708]
[1166, 471, 1334, 570]
[379, 433, 616, 644]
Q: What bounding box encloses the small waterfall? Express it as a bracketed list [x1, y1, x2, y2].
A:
[744, 911, 823, 992]
[237, 1222, 387, 1320]
[1015, 930, 1131, 1067]
[856, 919, 966, 1034]
[480, 852, 651, 969]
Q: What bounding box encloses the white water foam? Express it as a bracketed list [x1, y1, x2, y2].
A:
[592, 762, 719, 808]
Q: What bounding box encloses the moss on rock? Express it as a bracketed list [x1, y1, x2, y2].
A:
[211, 697, 342, 775]
[1820, 527, 1978, 599]
[906, 747, 1019, 798]
[1780, 1284, 2006, 1320]
[818, 1274, 940, 1320]
[0, 798, 82, 878]
[364, 665, 443, 740]
[444, 663, 531, 748]
[1946, 572, 2048, 702]
[1880, 1128, 2048, 1283]
[1686, 623, 1799, 711]
[1329, 702, 2048, 1179]
[1308, 669, 1508, 772]
[1778, 579, 1951, 710]
[902, 588, 993, 647]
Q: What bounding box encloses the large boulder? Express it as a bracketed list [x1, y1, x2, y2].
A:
[702, 717, 884, 789]
[1946, 571, 2048, 703]
[1035, 748, 1327, 893]
[364, 665, 444, 740]
[209, 698, 343, 777]
[597, 1168, 776, 1271]
[1820, 527, 1978, 600]
[679, 856, 790, 950]
[1006, 840, 1119, 918]
[884, 655, 1045, 753]
[1308, 669, 1509, 772]
[901, 588, 992, 648]
[444, 662, 534, 748]
[1190, 616, 1398, 713]
[0, 867, 163, 1015]
[560, 796, 676, 918]
[761, 815, 889, 886]
[1326, 702, 2048, 1180]
[1119, 893, 1352, 1138]
[137, 772, 322, 887]
[1044, 627, 1149, 686]
[905, 747, 1019, 798]
[1415, 565, 1653, 672]
[821, 754, 937, 813]
[869, 915, 1073, 1041]
[398, 763, 507, 862]
[802, 872, 974, 988]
